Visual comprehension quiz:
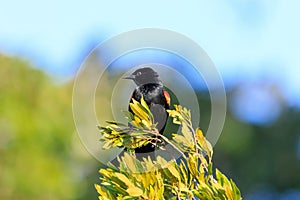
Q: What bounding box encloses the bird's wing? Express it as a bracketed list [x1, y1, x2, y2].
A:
[150, 104, 168, 133]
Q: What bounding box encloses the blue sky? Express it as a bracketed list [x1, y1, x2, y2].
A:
[1, 0, 300, 123]
[1, 0, 299, 75]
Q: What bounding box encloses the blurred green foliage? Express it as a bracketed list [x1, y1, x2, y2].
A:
[214, 107, 300, 195]
[0, 55, 99, 199]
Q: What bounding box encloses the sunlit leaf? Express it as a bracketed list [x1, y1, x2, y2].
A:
[126, 185, 143, 197]
[168, 164, 181, 180]
[196, 128, 213, 159]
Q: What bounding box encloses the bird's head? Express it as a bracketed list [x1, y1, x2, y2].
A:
[123, 67, 161, 86]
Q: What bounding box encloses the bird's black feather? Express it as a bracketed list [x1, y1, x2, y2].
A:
[124, 67, 170, 154]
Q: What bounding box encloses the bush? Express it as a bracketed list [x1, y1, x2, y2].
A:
[95, 97, 242, 199]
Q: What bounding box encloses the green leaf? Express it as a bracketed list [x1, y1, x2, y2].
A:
[196, 128, 213, 159]
[129, 97, 153, 127]
[181, 123, 194, 143]
[168, 163, 181, 180]
[123, 110, 134, 121]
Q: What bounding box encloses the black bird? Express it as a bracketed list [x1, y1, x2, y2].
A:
[123, 67, 170, 154]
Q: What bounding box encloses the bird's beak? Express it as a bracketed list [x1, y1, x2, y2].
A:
[123, 74, 135, 80]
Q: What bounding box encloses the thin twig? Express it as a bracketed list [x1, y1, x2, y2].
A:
[131, 127, 188, 160]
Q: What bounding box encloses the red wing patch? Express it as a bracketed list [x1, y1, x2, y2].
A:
[163, 90, 171, 106]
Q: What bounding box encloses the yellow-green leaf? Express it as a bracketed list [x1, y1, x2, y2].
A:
[126, 185, 143, 197]
[168, 164, 181, 180]
[196, 128, 213, 158]
[123, 152, 137, 172]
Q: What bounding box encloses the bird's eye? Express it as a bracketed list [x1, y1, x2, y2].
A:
[137, 72, 142, 76]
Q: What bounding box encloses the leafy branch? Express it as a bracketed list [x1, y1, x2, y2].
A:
[95, 97, 242, 199]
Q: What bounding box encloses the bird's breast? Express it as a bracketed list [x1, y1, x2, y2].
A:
[134, 84, 165, 105]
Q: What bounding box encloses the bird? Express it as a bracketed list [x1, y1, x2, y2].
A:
[123, 67, 171, 154]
